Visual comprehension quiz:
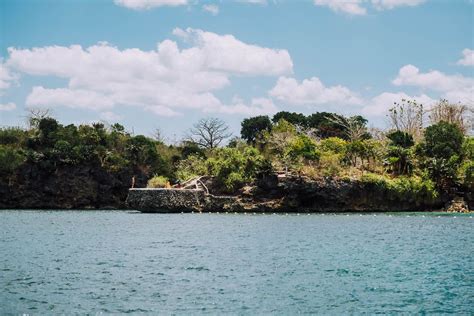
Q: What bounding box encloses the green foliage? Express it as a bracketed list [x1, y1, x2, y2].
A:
[175, 154, 208, 182]
[180, 141, 205, 159]
[0, 107, 468, 199]
[147, 175, 170, 188]
[208, 146, 268, 192]
[241, 115, 272, 143]
[0, 127, 27, 147]
[320, 137, 347, 154]
[176, 146, 269, 192]
[272, 111, 307, 127]
[387, 130, 414, 148]
[361, 173, 438, 202]
[306, 112, 348, 139]
[0, 145, 25, 174]
[385, 130, 414, 175]
[423, 122, 464, 159]
[288, 134, 319, 161]
[421, 122, 464, 189]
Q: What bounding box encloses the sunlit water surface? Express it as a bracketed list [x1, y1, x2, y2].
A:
[1, 210, 473, 314]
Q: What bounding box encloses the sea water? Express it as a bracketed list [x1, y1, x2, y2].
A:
[1, 210, 473, 314]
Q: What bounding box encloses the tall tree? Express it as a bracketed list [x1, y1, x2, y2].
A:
[428, 99, 472, 135]
[272, 111, 307, 127]
[187, 117, 232, 149]
[306, 112, 347, 139]
[388, 99, 425, 140]
[241, 115, 272, 144]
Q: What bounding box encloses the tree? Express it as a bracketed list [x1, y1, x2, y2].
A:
[306, 112, 348, 139]
[327, 114, 369, 142]
[187, 117, 232, 149]
[428, 99, 472, 135]
[385, 131, 414, 175]
[25, 108, 53, 129]
[388, 99, 425, 140]
[264, 119, 298, 173]
[422, 122, 464, 190]
[272, 111, 307, 127]
[240, 115, 272, 144]
[424, 122, 464, 159]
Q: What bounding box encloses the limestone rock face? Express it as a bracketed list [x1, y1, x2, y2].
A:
[126, 188, 206, 212]
[125, 176, 449, 213]
[0, 162, 147, 209]
[445, 197, 471, 213]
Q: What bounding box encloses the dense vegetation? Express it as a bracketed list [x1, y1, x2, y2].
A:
[0, 99, 472, 207]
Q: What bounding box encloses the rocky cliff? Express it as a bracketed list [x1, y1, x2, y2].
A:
[0, 162, 148, 209]
[126, 175, 455, 213]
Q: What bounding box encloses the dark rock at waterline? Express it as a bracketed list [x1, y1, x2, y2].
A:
[0, 162, 148, 209]
[127, 176, 453, 213]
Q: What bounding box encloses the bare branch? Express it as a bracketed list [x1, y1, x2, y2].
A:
[186, 117, 232, 149]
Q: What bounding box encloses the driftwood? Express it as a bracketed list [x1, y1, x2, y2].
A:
[178, 176, 210, 195]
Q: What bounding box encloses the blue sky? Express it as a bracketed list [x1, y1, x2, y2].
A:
[0, 0, 472, 140]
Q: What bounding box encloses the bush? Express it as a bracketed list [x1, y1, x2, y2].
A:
[319, 137, 347, 154]
[0, 145, 25, 175]
[147, 175, 170, 188]
[176, 154, 208, 182]
[361, 173, 438, 202]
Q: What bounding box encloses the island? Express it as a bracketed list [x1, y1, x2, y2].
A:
[1, 100, 472, 213]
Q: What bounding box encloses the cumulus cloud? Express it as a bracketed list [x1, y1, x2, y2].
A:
[206, 97, 278, 116]
[6, 29, 292, 116]
[361, 92, 435, 117]
[393, 64, 473, 103]
[0, 102, 16, 111]
[236, 0, 267, 4]
[314, 0, 425, 15]
[371, 0, 425, 10]
[269, 76, 363, 106]
[457, 48, 474, 66]
[172, 27, 293, 76]
[202, 4, 219, 15]
[314, 0, 366, 15]
[0, 61, 17, 95]
[114, 0, 187, 10]
[26, 87, 115, 110]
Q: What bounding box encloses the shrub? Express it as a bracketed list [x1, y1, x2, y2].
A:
[318, 152, 343, 177]
[319, 137, 347, 155]
[0, 145, 25, 175]
[175, 154, 208, 182]
[361, 173, 438, 202]
[147, 175, 170, 188]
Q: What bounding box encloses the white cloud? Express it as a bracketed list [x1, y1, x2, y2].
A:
[269, 76, 363, 106]
[361, 92, 435, 117]
[172, 27, 293, 76]
[457, 48, 474, 66]
[100, 111, 123, 121]
[371, 0, 425, 10]
[0, 61, 17, 95]
[314, 0, 425, 15]
[207, 97, 278, 116]
[26, 87, 115, 110]
[393, 64, 473, 103]
[114, 0, 187, 10]
[7, 28, 292, 116]
[314, 0, 366, 15]
[0, 102, 16, 111]
[202, 4, 219, 15]
[237, 0, 267, 4]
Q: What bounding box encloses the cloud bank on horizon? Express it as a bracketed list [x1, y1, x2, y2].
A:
[0, 0, 472, 137]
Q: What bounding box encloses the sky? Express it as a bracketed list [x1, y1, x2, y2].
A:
[0, 0, 473, 141]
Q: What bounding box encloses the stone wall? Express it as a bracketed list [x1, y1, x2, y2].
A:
[126, 188, 207, 212]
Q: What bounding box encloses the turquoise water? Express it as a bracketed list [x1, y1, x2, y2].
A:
[1, 211, 473, 314]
